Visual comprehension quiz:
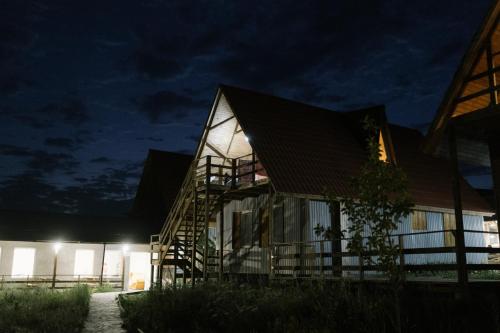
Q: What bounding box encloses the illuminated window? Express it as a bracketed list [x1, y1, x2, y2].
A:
[74, 249, 94, 277]
[12, 248, 35, 278]
[412, 211, 427, 231]
[103, 250, 121, 277]
[378, 131, 389, 162]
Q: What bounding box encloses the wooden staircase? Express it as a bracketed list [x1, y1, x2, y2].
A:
[151, 154, 270, 285]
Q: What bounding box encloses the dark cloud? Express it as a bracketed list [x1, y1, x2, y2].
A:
[0, 169, 135, 216]
[27, 151, 79, 174]
[44, 137, 75, 149]
[0, 144, 32, 157]
[132, 49, 183, 79]
[136, 136, 163, 142]
[0, 144, 79, 174]
[427, 39, 467, 67]
[134, 90, 204, 122]
[37, 98, 89, 126]
[90, 157, 111, 163]
[13, 115, 53, 129]
[0, 74, 29, 96]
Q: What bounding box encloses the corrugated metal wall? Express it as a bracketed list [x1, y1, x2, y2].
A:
[330, 203, 486, 267]
[216, 194, 488, 276]
[216, 194, 271, 274]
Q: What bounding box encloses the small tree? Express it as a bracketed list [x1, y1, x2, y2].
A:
[319, 116, 413, 283]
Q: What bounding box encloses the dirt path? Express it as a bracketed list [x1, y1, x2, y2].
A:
[82, 292, 126, 333]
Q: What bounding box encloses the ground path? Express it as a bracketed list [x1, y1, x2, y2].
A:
[82, 292, 126, 333]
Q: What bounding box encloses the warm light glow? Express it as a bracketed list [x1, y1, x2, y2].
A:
[378, 131, 388, 162]
[12, 248, 35, 278]
[74, 249, 94, 277]
[53, 242, 62, 254]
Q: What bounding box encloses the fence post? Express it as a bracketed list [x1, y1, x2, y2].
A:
[320, 240, 324, 278]
[399, 235, 406, 281]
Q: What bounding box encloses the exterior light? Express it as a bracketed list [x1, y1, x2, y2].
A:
[244, 135, 249, 142]
[53, 242, 62, 254]
[122, 244, 130, 254]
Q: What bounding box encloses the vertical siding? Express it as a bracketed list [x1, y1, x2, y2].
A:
[337, 209, 487, 268]
[307, 200, 332, 268]
[217, 194, 270, 274]
[464, 214, 488, 264]
[218, 193, 489, 276]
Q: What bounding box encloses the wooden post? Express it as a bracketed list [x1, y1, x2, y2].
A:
[231, 159, 237, 189]
[158, 259, 163, 290]
[449, 124, 468, 286]
[398, 235, 406, 281]
[203, 156, 211, 281]
[488, 135, 500, 243]
[192, 187, 198, 287]
[99, 243, 106, 286]
[51, 253, 58, 289]
[320, 240, 325, 278]
[331, 201, 342, 277]
[219, 194, 224, 282]
[268, 187, 274, 278]
[150, 259, 155, 289]
[251, 151, 256, 185]
[173, 240, 178, 288]
[122, 255, 126, 291]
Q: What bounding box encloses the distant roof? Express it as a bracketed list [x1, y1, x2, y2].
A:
[130, 149, 192, 231]
[219, 85, 492, 213]
[0, 209, 148, 243]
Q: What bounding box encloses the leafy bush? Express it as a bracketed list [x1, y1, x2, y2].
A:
[0, 285, 91, 333]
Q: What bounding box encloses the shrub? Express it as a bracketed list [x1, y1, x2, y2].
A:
[0, 285, 91, 333]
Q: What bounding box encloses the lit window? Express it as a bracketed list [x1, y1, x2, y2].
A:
[411, 211, 427, 231]
[74, 249, 94, 277]
[379, 131, 389, 162]
[12, 248, 35, 278]
[103, 250, 121, 277]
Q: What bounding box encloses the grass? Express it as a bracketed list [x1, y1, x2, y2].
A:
[92, 283, 117, 293]
[0, 285, 91, 333]
[120, 282, 398, 333]
[120, 281, 500, 333]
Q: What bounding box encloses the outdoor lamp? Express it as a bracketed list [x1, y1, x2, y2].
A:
[53, 242, 62, 254]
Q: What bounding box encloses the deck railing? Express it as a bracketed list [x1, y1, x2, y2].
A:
[271, 229, 500, 280]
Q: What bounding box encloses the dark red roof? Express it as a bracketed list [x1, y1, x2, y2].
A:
[390, 125, 491, 212]
[221, 85, 492, 213]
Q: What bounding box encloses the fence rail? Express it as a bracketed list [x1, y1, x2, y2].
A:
[271, 230, 500, 279]
[0, 274, 124, 289]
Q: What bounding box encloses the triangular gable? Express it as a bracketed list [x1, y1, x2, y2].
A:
[194, 90, 264, 173]
[424, 1, 500, 152]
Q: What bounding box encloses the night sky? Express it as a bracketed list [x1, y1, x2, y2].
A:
[0, 0, 494, 216]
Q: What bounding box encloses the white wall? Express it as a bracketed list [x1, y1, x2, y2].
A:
[0, 240, 150, 290]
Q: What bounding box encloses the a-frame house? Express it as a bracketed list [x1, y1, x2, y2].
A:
[424, 0, 500, 285]
[152, 84, 492, 285]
